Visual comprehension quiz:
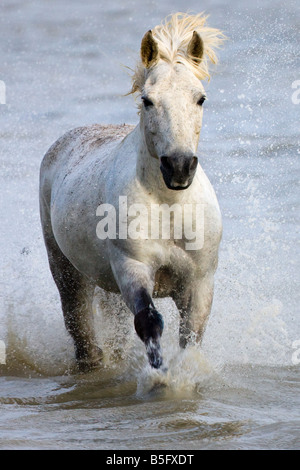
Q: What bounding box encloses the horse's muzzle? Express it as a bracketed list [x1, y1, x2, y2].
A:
[160, 153, 198, 190]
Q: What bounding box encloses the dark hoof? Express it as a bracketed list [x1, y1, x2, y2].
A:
[77, 358, 102, 373]
[146, 340, 163, 369]
[76, 347, 103, 373]
[134, 307, 164, 369]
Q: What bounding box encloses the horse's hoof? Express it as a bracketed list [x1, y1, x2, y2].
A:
[146, 341, 163, 369]
[76, 347, 103, 373]
[150, 355, 163, 369]
[77, 358, 101, 373]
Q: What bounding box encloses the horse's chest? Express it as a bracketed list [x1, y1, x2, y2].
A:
[152, 244, 197, 297]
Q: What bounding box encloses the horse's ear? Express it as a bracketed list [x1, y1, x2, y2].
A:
[141, 30, 159, 68]
[187, 31, 204, 63]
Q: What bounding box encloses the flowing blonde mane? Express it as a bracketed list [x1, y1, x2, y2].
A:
[130, 12, 225, 95]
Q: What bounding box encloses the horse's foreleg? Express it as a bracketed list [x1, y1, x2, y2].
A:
[110, 253, 164, 369]
[173, 274, 214, 348]
[134, 287, 164, 369]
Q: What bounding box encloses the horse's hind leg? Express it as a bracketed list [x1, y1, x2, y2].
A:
[59, 269, 102, 372]
[42, 230, 103, 371]
[95, 289, 132, 363]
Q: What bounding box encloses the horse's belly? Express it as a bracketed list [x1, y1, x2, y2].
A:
[51, 199, 120, 292]
[57, 237, 119, 293]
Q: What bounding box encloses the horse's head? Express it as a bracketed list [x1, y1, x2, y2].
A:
[131, 14, 225, 191]
[140, 33, 205, 190]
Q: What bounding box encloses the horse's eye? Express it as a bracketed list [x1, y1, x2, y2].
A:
[197, 95, 206, 106]
[142, 96, 154, 108]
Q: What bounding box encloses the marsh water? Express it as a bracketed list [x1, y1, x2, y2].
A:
[0, 0, 299, 450]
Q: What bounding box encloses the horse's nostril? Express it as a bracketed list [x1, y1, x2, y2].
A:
[160, 156, 173, 172]
[189, 156, 198, 172]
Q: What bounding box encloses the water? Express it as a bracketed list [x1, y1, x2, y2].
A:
[0, 0, 299, 450]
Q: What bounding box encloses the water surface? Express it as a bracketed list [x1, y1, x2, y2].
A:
[0, 0, 299, 450]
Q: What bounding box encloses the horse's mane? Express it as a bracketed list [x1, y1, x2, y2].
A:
[130, 12, 225, 95]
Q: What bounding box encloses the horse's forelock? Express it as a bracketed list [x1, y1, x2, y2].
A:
[129, 12, 226, 96]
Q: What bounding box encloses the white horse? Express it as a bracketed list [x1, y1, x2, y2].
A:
[39, 13, 225, 371]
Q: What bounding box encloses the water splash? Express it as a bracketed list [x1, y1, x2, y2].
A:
[135, 345, 219, 397]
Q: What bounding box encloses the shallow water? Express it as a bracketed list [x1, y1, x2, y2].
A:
[0, 362, 299, 450]
[0, 0, 299, 450]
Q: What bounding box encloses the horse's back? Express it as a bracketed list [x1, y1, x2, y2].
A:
[40, 124, 134, 178]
